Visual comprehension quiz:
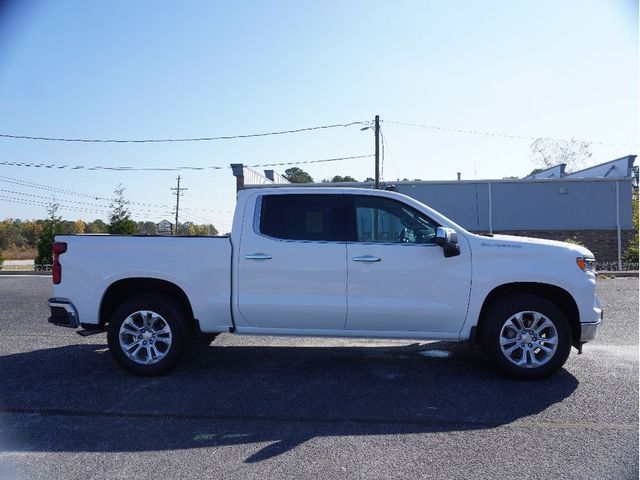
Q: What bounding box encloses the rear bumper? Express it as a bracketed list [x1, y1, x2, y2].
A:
[48, 298, 79, 328]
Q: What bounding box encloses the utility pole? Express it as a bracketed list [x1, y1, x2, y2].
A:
[374, 115, 380, 189]
[171, 175, 187, 236]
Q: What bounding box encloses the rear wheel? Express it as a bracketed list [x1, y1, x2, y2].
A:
[481, 294, 571, 380]
[107, 294, 188, 376]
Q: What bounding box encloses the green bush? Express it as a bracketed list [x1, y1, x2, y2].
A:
[35, 219, 63, 266]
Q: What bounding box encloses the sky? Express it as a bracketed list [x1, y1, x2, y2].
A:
[0, 0, 637, 231]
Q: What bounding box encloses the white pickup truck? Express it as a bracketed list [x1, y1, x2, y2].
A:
[48, 187, 602, 379]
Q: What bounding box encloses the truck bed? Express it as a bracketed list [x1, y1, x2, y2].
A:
[53, 235, 233, 332]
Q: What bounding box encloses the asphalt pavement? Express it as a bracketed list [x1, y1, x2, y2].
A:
[0, 276, 637, 479]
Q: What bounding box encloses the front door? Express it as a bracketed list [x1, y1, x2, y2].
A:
[345, 195, 471, 334]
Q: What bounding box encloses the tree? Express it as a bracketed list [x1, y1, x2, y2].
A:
[108, 184, 137, 235]
[284, 167, 314, 183]
[0, 223, 9, 251]
[22, 221, 43, 246]
[0, 220, 27, 249]
[330, 175, 358, 183]
[177, 222, 197, 236]
[529, 137, 592, 173]
[35, 203, 63, 266]
[175, 221, 219, 236]
[73, 220, 86, 234]
[86, 219, 108, 233]
[193, 224, 218, 236]
[136, 221, 158, 235]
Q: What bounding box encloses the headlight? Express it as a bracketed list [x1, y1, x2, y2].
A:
[576, 256, 596, 273]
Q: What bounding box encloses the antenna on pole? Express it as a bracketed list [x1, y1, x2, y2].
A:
[171, 175, 187, 235]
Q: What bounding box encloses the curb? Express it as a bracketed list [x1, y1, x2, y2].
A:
[0, 270, 51, 276]
[598, 271, 639, 278]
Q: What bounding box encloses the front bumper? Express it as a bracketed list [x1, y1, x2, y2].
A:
[580, 294, 603, 343]
[48, 298, 79, 328]
[580, 319, 602, 342]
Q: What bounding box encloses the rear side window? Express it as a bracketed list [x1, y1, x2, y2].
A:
[259, 194, 346, 241]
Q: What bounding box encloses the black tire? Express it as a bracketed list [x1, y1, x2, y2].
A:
[107, 294, 189, 376]
[480, 294, 572, 380]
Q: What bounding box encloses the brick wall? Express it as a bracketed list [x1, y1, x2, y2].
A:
[472, 229, 636, 263]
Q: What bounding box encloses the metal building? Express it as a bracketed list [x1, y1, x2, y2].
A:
[233, 155, 637, 266]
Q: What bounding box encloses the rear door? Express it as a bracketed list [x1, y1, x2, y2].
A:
[236, 193, 348, 330]
[345, 194, 471, 334]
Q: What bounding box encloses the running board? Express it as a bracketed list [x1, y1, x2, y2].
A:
[76, 329, 105, 337]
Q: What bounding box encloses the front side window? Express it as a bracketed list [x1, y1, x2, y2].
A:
[259, 194, 345, 241]
[351, 195, 439, 244]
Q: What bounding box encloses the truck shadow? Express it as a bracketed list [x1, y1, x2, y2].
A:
[0, 341, 579, 462]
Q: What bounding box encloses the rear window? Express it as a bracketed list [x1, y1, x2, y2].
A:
[258, 194, 345, 241]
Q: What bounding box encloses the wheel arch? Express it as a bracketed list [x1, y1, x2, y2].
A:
[99, 277, 195, 328]
[476, 282, 581, 347]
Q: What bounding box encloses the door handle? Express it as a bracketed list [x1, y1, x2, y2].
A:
[352, 255, 381, 262]
[245, 253, 272, 260]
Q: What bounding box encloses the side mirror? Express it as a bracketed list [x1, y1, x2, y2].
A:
[434, 227, 460, 258]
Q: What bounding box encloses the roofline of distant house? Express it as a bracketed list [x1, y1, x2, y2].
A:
[566, 154, 637, 177]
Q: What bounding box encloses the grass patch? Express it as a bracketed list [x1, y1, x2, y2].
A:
[1, 247, 37, 260]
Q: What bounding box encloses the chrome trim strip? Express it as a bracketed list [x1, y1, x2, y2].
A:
[252, 193, 439, 247]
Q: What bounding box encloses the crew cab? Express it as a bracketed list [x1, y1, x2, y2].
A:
[48, 187, 602, 379]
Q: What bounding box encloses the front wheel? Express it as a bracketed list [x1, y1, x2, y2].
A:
[480, 294, 572, 380]
[107, 294, 189, 376]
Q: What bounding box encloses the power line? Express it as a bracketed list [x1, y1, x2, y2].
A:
[0, 184, 232, 227]
[379, 129, 402, 180]
[0, 194, 178, 219]
[383, 119, 640, 147]
[247, 155, 373, 168]
[0, 175, 233, 224]
[0, 189, 173, 215]
[1, 189, 108, 208]
[0, 195, 103, 214]
[179, 211, 209, 224]
[0, 154, 372, 172]
[181, 207, 233, 215]
[0, 174, 99, 199]
[0, 174, 172, 208]
[0, 121, 365, 143]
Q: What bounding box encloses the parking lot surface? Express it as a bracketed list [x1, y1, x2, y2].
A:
[0, 276, 637, 479]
